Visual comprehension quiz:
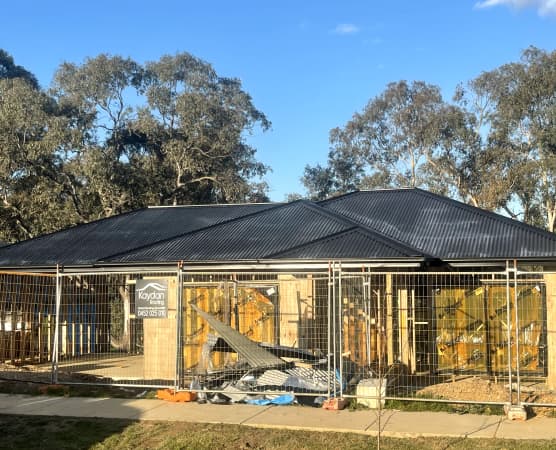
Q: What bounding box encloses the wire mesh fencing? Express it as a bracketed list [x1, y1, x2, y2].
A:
[0, 265, 554, 410]
[53, 270, 180, 388]
[333, 268, 551, 409]
[179, 271, 334, 404]
[0, 271, 56, 382]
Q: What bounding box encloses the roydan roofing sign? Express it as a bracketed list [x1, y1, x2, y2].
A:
[135, 279, 168, 318]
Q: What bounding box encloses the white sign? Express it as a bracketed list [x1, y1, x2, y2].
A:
[135, 280, 168, 318]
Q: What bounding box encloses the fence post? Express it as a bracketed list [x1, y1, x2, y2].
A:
[338, 262, 344, 398]
[513, 260, 522, 407]
[505, 260, 513, 405]
[327, 261, 332, 399]
[544, 272, 556, 390]
[331, 262, 337, 396]
[175, 264, 184, 390]
[51, 265, 61, 384]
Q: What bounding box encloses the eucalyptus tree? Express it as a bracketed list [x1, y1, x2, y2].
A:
[303, 48, 556, 232]
[51, 51, 272, 214]
[0, 78, 77, 242]
[52, 54, 146, 218]
[137, 53, 270, 205]
[0, 49, 39, 89]
[422, 98, 512, 212]
[499, 47, 556, 230]
[303, 81, 445, 198]
[0, 50, 272, 243]
[301, 164, 337, 201]
[468, 47, 556, 230]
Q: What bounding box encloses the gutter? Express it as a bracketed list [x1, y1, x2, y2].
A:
[0, 258, 425, 274]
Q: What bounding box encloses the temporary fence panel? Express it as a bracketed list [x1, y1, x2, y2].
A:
[180, 271, 332, 400]
[0, 271, 56, 382]
[0, 266, 554, 410]
[54, 271, 179, 388]
[334, 269, 553, 408]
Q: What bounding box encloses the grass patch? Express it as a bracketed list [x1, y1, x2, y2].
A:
[0, 380, 156, 399]
[385, 396, 505, 416]
[347, 393, 505, 415]
[0, 415, 554, 450]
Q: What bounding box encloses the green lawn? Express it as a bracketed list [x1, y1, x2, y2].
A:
[0, 415, 555, 450]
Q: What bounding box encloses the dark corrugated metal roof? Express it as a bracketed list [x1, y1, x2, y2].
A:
[0, 204, 276, 266]
[266, 228, 423, 259]
[320, 189, 556, 260]
[1, 188, 556, 267]
[103, 201, 421, 263]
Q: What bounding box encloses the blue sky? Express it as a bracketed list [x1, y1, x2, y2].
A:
[2, 1, 555, 201]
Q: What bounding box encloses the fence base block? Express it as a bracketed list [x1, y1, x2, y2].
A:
[504, 404, 528, 421]
[322, 398, 347, 410]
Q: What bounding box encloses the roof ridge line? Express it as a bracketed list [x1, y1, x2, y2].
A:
[305, 200, 429, 256]
[350, 225, 428, 257]
[263, 227, 358, 258]
[318, 188, 415, 206]
[147, 202, 279, 209]
[98, 201, 299, 262]
[413, 189, 556, 242]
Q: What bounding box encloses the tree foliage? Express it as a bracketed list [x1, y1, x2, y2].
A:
[303, 81, 444, 199]
[0, 50, 39, 89]
[0, 50, 270, 242]
[303, 47, 556, 231]
[0, 78, 78, 241]
[136, 53, 270, 205]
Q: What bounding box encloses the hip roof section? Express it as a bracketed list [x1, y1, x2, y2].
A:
[0, 203, 276, 266]
[320, 189, 556, 260]
[103, 200, 423, 263]
[1, 188, 556, 267]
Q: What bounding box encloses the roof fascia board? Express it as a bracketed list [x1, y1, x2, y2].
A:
[78, 259, 424, 272]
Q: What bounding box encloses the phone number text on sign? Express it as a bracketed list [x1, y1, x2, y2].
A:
[137, 309, 167, 318]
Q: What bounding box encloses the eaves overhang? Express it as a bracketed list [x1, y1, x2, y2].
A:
[445, 256, 556, 268]
[0, 257, 427, 274]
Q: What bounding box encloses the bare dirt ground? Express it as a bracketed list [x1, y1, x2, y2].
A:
[417, 376, 556, 416]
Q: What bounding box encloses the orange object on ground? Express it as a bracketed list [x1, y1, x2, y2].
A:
[156, 389, 197, 402]
[322, 397, 347, 410]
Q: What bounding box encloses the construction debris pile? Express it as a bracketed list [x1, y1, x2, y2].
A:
[188, 305, 345, 406]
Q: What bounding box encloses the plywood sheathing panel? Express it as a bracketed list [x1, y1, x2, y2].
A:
[143, 277, 177, 380]
[542, 272, 556, 390]
[278, 274, 313, 348]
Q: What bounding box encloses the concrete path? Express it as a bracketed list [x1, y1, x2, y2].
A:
[0, 394, 555, 440]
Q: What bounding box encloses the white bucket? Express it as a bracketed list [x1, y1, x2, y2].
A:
[356, 378, 387, 408]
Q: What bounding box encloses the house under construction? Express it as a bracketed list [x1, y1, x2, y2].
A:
[0, 188, 555, 405]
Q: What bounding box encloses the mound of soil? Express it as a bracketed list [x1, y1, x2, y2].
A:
[417, 376, 556, 416]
